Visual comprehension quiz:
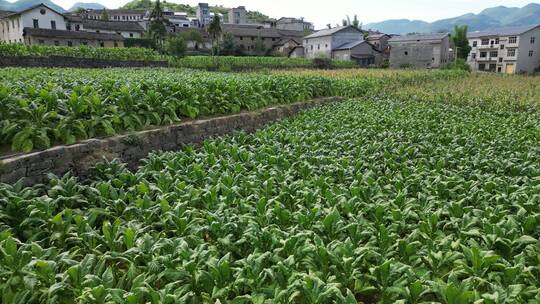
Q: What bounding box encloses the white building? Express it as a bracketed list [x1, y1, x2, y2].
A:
[0, 4, 67, 44]
[467, 24, 540, 74]
[303, 25, 364, 59]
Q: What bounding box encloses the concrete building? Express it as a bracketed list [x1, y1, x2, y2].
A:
[303, 25, 365, 59]
[0, 4, 68, 44]
[276, 17, 314, 32]
[196, 3, 211, 27]
[228, 6, 247, 25]
[332, 40, 382, 66]
[0, 4, 124, 47]
[388, 33, 451, 69]
[84, 9, 147, 22]
[467, 24, 540, 74]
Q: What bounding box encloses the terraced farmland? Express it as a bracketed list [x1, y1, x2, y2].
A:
[2, 89, 540, 303]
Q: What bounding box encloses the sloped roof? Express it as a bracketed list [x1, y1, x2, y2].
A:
[274, 38, 301, 46]
[222, 24, 306, 39]
[82, 19, 145, 32]
[467, 24, 540, 38]
[0, 3, 63, 19]
[24, 27, 124, 41]
[0, 10, 15, 19]
[388, 32, 450, 42]
[367, 33, 390, 40]
[86, 9, 147, 15]
[334, 40, 365, 50]
[304, 25, 362, 39]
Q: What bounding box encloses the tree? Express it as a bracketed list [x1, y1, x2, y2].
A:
[342, 15, 361, 30]
[101, 8, 109, 21]
[180, 30, 203, 50]
[208, 15, 222, 56]
[452, 25, 472, 60]
[148, 0, 168, 51]
[254, 34, 266, 55]
[221, 32, 236, 55]
[165, 36, 187, 57]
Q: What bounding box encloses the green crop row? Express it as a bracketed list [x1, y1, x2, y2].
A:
[0, 43, 165, 62]
[1, 98, 539, 303]
[0, 68, 466, 153]
[169, 56, 359, 70]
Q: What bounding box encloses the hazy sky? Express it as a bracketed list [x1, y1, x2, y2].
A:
[12, 0, 537, 28]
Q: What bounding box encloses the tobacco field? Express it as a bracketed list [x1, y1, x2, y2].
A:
[1, 92, 540, 303]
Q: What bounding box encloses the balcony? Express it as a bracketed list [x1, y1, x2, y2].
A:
[477, 44, 498, 49]
[476, 56, 497, 62]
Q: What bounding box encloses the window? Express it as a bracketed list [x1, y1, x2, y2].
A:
[33, 19, 39, 29]
[40, 8, 46, 15]
[499, 57, 503, 63]
[472, 41, 477, 47]
[325, 44, 328, 48]
[96, 30, 100, 33]
[54, 40, 59, 46]
[114, 42, 118, 47]
[500, 44, 505, 50]
[489, 51, 498, 57]
[495, 38, 499, 44]
[310, 45, 313, 50]
[404, 51, 408, 55]
[75, 24, 80, 31]
[479, 63, 485, 70]
[497, 67, 502, 72]
[38, 39, 45, 45]
[480, 51, 487, 58]
[489, 64, 496, 71]
[507, 49, 516, 57]
[531, 37, 536, 44]
[471, 53, 476, 59]
[82, 41, 88, 46]
[529, 50, 534, 57]
[508, 36, 517, 44]
[129, 33, 134, 38]
[67, 24, 71, 31]
[68, 41, 73, 47]
[251, 37, 254, 41]
[481, 39, 489, 45]
[317, 44, 320, 50]
[50, 20, 56, 30]
[100, 42, 105, 47]
[272, 38, 275, 41]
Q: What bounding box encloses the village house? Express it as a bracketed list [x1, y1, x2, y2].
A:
[274, 38, 301, 55]
[276, 17, 314, 32]
[302, 25, 381, 65]
[0, 4, 124, 47]
[84, 9, 146, 22]
[227, 6, 247, 25]
[388, 33, 451, 69]
[467, 24, 540, 74]
[222, 24, 306, 54]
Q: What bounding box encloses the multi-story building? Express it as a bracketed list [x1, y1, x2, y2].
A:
[0, 4, 125, 47]
[228, 6, 247, 25]
[222, 24, 306, 54]
[467, 24, 540, 74]
[196, 3, 211, 27]
[303, 25, 364, 59]
[276, 17, 314, 32]
[84, 9, 147, 22]
[388, 33, 451, 69]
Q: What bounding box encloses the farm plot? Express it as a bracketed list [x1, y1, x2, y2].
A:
[1, 98, 539, 303]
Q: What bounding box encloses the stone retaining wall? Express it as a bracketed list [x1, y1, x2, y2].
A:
[0, 98, 342, 186]
[0, 56, 168, 68]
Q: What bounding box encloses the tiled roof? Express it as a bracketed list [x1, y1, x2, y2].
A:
[388, 32, 450, 42]
[334, 40, 366, 50]
[304, 25, 362, 39]
[87, 9, 147, 15]
[0, 3, 62, 19]
[0, 10, 15, 19]
[82, 19, 145, 32]
[467, 24, 540, 38]
[24, 28, 125, 41]
[222, 24, 306, 39]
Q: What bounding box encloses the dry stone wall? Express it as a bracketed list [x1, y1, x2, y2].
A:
[0, 98, 342, 186]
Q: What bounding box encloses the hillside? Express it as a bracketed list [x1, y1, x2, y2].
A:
[0, 0, 65, 12]
[366, 3, 540, 34]
[121, 0, 271, 22]
[68, 2, 107, 11]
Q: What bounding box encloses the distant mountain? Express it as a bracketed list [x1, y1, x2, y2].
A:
[366, 3, 540, 34]
[68, 2, 107, 11]
[0, 0, 65, 12]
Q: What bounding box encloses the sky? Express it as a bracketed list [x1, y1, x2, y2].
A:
[9, 0, 537, 28]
